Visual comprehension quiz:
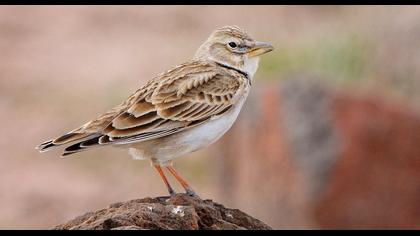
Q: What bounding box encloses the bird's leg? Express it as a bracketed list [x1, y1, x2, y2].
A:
[166, 166, 198, 197]
[153, 165, 176, 197]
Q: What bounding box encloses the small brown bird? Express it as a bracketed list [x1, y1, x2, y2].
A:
[36, 25, 273, 196]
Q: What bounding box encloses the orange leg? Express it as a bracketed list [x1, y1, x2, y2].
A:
[154, 165, 176, 196]
[166, 166, 197, 197]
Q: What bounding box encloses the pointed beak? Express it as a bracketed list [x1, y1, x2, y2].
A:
[247, 41, 274, 58]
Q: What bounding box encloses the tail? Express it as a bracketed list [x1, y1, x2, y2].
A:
[36, 132, 100, 156]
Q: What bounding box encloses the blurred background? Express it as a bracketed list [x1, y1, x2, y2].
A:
[1, 6, 419, 229]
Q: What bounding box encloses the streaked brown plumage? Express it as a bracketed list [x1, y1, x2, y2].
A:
[36, 25, 273, 196]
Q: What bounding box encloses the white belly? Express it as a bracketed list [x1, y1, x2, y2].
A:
[165, 103, 244, 154]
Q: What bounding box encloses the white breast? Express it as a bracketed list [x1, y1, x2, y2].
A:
[242, 56, 260, 78]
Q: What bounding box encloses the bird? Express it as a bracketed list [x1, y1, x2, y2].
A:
[36, 25, 273, 197]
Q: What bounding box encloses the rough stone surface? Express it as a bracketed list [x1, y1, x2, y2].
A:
[53, 194, 272, 230]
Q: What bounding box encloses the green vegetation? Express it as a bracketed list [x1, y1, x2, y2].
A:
[259, 34, 373, 86]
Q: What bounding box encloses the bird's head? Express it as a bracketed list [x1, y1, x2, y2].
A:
[194, 25, 274, 77]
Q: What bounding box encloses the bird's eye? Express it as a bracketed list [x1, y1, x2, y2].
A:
[228, 42, 237, 48]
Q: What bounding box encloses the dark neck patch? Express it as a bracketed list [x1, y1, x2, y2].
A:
[215, 62, 251, 86]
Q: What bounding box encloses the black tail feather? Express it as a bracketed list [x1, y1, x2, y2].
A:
[62, 135, 103, 156]
[36, 140, 57, 152]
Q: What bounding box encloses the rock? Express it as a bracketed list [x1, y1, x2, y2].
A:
[53, 194, 272, 230]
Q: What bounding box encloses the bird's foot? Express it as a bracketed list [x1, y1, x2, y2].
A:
[185, 188, 200, 198]
[169, 188, 177, 197]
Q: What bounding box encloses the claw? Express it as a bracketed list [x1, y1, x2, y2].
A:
[169, 189, 177, 197]
[186, 188, 200, 198]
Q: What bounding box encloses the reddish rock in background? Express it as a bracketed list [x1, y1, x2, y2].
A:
[316, 90, 420, 229]
[214, 78, 420, 229]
